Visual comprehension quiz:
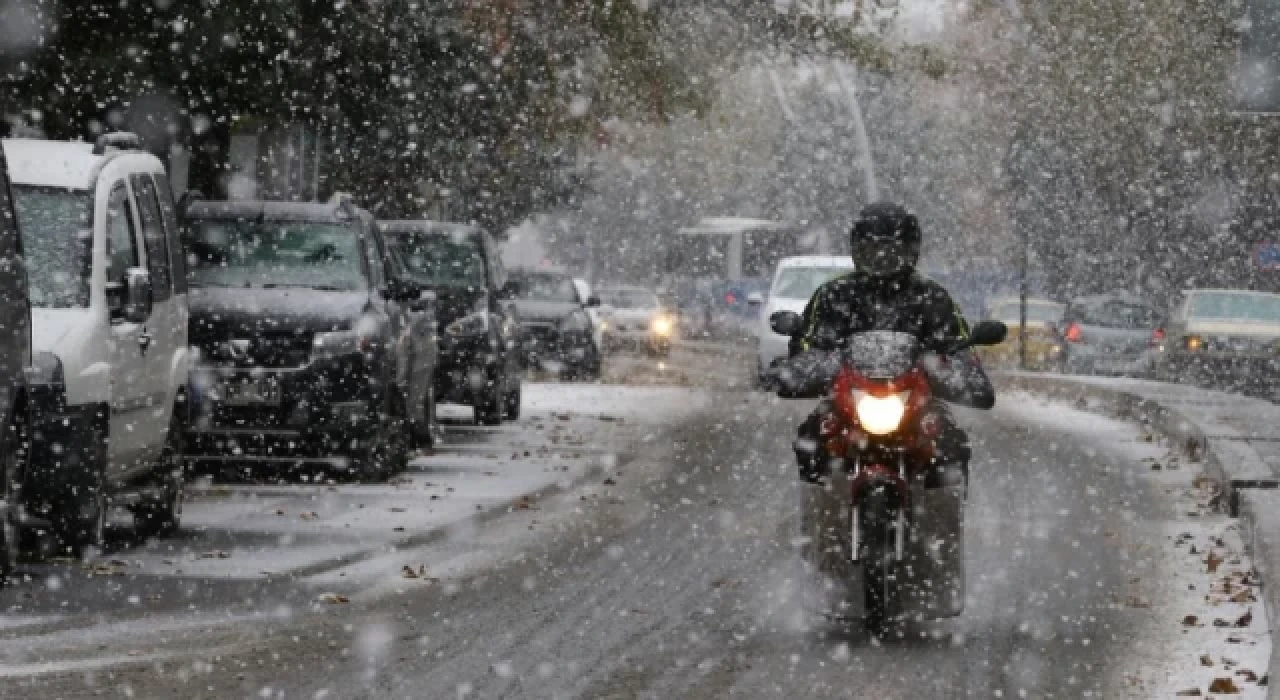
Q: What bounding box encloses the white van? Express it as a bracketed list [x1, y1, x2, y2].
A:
[4, 135, 189, 552]
[751, 255, 854, 382]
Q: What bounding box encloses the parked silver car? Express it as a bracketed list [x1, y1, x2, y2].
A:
[1058, 293, 1161, 376]
[1151, 289, 1280, 393]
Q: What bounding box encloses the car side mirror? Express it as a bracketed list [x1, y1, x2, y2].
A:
[500, 280, 520, 299]
[966, 320, 1008, 347]
[586, 295, 601, 308]
[117, 268, 153, 323]
[384, 278, 422, 303]
[746, 292, 764, 307]
[770, 310, 804, 336]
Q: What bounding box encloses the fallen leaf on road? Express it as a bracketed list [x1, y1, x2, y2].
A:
[1238, 669, 1259, 683]
[1207, 550, 1223, 573]
[401, 565, 427, 579]
[1183, 615, 1200, 626]
[199, 550, 231, 559]
[1236, 609, 1253, 627]
[1208, 677, 1240, 693]
[1201, 655, 1214, 667]
[603, 477, 617, 486]
[317, 593, 349, 604]
[1231, 590, 1258, 603]
[390, 507, 406, 513]
[300, 511, 319, 521]
[1175, 689, 1201, 697]
[275, 509, 286, 516]
[393, 527, 405, 532]
[1124, 596, 1151, 608]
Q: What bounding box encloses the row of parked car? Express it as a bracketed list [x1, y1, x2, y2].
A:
[0, 134, 679, 580]
[980, 288, 1280, 393]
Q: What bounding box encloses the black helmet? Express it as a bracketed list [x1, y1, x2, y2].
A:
[850, 201, 921, 279]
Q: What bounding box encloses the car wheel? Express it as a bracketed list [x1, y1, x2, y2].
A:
[503, 381, 522, 421]
[361, 394, 409, 482]
[414, 385, 438, 450]
[475, 375, 505, 426]
[0, 405, 29, 584]
[135, 401, 186, 539]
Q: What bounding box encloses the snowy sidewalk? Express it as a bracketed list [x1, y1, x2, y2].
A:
[998, 371, 1280, 699]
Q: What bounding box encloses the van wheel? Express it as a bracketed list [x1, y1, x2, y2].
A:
[54, 421, 108, 558]
[135, 402, 185, 538]
[0, 405, 29, 585]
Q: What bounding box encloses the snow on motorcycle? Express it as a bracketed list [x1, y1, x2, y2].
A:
[769, 311, 1007, 631]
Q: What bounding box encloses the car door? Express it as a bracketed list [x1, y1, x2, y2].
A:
[105, 181, 152, 477]
[481, 233, 520, 365]
[128, 173, 181, 466]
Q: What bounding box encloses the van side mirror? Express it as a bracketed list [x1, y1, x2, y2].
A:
[500, 280, 521, 299]
[966, 320, 1008, 347]
[586, 295, 601, 308]
[112, 268, 152, 323]
[769, 310, 804, 336]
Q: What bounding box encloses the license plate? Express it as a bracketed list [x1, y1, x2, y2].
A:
[220, 378, 282, 406]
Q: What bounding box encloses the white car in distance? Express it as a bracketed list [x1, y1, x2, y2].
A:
[751, 255, 854, 383]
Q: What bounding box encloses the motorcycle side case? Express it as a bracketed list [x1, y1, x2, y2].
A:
[800, 464, 966, 621]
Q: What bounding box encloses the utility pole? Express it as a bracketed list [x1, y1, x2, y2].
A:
[1019, 223, 1029, 371]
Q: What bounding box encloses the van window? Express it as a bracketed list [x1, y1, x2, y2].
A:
[151, 174, 187, 294]
[131, 175, 172, 302]
[107, 184, 140, 290]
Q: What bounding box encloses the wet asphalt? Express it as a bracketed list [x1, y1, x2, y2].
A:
[6, 350, 1169, 699]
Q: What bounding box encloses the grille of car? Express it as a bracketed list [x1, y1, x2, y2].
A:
[191, 327, 314, 368]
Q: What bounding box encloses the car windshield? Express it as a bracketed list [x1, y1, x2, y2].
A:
[1070, 300, 1161, 329]
[11, 185, 93, 308]
[514, 273, 578, 302]
[1189, 292, 1280, 323]
[184, 219, 368, 290]
[772, 266, 849, 300]
[990, 301, 1064, 324]
[599, 288, 659, 309]
[386, 231, 485, 289]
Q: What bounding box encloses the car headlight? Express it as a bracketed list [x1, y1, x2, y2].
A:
[651, 316, 673, 336]
[560, 311, 591, 334]
[445, 312, 489, 337]
[313, 328, 376, 360]
[852, 390, 909, 436]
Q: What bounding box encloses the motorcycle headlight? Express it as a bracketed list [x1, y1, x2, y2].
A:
[650, 315, 673, 336]
[852, 390, 909, 436]
[445, 312, 489, 337]
[560, 311, 591, 334]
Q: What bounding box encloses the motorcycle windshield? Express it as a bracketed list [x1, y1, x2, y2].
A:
[843, 331, 920, 379]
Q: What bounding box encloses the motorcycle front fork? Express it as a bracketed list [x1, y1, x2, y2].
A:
[849, 454, 907, 563]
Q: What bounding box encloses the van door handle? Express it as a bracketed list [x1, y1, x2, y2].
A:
[139, 329, 153, 354]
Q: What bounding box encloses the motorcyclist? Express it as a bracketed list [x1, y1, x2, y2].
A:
[779, 201, 995, 482]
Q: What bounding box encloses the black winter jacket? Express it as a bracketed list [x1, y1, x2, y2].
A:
[779, 270, 995, 409]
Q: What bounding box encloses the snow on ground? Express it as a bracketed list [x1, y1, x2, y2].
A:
[998, 391, 1271, 698]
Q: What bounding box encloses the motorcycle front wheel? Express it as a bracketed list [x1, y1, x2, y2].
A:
[859, 490, 901, 634]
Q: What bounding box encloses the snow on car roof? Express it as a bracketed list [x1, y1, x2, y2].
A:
[3, 139, 101, 189]
[776, 255, 853, 269]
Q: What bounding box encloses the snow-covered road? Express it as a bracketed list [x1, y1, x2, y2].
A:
[0, 375, 1263, 698]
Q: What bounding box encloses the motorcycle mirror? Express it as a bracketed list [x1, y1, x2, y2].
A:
[967, 320, 1008, 347]
[770, 310, 804, 336]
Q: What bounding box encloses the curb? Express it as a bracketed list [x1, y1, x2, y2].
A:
[993, 372, 1277, 699]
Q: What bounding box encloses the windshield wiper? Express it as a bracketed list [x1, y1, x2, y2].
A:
[261, 283, 350, 291]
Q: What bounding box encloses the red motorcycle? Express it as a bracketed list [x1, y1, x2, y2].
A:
[770, 313, 1006, 630]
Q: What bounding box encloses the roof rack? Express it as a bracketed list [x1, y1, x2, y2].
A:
[93, 132, 143, 155]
